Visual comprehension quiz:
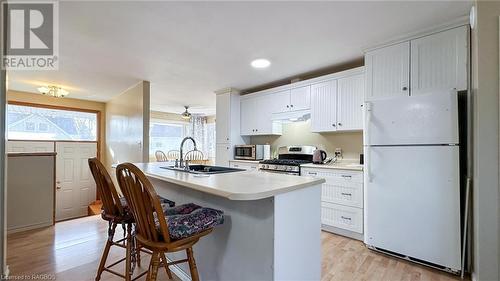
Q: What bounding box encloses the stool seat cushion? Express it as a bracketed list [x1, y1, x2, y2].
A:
[158, 203, 224, 240]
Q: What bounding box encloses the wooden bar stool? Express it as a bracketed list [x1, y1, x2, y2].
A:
[88, 158, 175, 281]
[116, 163, 224, 281]
[88, 158, 138, 281]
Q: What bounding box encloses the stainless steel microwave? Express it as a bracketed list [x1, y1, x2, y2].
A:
[234, 145, 267, 160]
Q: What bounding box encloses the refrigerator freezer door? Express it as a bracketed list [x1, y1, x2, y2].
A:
[364, 145, 461, 271]
[364, 92, 459, 145]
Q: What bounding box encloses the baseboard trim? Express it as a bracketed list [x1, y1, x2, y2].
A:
[7, 221, 52, 234]
[166, 257, 191, 281]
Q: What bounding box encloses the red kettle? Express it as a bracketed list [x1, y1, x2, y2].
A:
[312, 149, 327, 164]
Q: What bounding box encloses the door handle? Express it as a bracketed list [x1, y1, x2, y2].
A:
[56, 186, 61, 190]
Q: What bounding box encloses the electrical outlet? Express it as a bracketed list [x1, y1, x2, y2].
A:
[334, 148, 342, 159]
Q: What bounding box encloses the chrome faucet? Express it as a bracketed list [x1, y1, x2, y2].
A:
[179, 136, 197, 168]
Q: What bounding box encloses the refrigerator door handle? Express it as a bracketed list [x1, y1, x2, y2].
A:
[365, 101, 372, 182]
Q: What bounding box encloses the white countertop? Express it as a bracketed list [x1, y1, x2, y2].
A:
[228, 159, 261, 164]
[301, 161, 364, 171]
[133, 162, 325, 201]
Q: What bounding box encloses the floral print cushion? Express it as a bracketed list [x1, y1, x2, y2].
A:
[156, 203, 224, 240]
[163, 203, 202, 216]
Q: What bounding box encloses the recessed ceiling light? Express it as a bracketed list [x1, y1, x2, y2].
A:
[251, 58, 271, 69]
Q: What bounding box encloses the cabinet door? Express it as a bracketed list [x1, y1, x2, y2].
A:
[270, 90, 291, 113]
[337, 74, 364, 131]
[216, 93, 230, 143]
[255, 94, 273, 135]
[311, 80, 337, 132]
[410, 26, 468, 95]
[290, 85, 311, 111]
[240, 98, 256, 136]
[365, 41, 410, 101]
[215, 143, 231, 167]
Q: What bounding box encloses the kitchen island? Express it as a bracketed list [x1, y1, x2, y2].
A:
[134, 162, 325, 281]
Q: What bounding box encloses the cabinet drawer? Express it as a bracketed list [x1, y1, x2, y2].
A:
[321, 202, 363, 233]
[229, 162, 258, 171]
[302, 168, 363, 184]
[322, 182, 363, 208]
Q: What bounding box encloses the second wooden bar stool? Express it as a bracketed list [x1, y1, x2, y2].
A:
[116, 163, 224, 281]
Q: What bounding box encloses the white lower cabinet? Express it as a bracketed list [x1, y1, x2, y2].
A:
[229, 161, 258, 171]
[321, 202, 363, 234]
[302, 167, 364, 240]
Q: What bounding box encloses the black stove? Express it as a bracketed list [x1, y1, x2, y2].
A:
[259, 145, 316, 175]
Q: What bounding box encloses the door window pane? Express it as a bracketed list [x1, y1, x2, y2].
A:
[7, 104, 98, 141]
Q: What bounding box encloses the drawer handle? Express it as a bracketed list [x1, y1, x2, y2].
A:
[341, 192, 352, 196]
[234, 165, 239, 167]
[341, 175, 352, 178]
[308, 172, 317, 175]
[341, 216, 352, 221]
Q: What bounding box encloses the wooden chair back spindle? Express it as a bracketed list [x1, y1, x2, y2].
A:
[116, 163, 172, 244]
[155, 150, 168, 162]
[166, 150, 180, 161]
[184, 150, 204, 161]
[88, 158, 124, 217]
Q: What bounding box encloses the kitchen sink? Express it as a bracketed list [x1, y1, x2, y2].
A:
[161, 164, 244, 174]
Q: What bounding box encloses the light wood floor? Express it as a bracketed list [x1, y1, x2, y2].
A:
[7, 215, 467, 281]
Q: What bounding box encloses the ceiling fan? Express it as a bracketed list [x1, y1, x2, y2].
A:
[181, 106, 191, 120]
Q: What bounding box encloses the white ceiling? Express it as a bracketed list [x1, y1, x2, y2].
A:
[7, 1, 472, 115]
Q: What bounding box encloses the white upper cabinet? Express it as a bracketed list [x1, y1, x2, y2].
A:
[311, 80, 337, 132]
[240, 97, 256, 136]
[269, 86, 311, 113]
[365, 41, 410, 101]
[290, 85, 311, 111]
[240, 94, 282, 136]
[271, 90, 291, 113]
[216, 93, 231, 143]
[410, 26, 468, 95]
[337, 74, 364, 131]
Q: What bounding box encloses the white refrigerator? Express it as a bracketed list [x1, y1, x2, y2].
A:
[364, 92, 462, 273]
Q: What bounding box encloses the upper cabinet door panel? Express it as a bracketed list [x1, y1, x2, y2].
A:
[365, 41, 410, 101]
[410, 26, 468, 95]
[311, 80, 337, 132]
[290, 85, 311, 111]
[337, 74, 364, 131]
[240, 98, 255, 136]
[216, 93, 230, 143]
[270, 90, 291, 113]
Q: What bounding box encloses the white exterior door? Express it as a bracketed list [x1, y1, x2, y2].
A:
[55, 142, 97, 221]
[311, 80, 337, 132]
[410, 26, 468, 95]
[337, 74, 364, 131]
[290, 86, 311, 111]
[365, 41, 410, 101]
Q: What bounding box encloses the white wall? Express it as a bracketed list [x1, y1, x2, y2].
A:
[105, 81, 150, 170]
[251, 120, 363, 160]
[471, 1, 500, 280]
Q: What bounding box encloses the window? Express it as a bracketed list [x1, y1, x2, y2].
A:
[38, 123, 49, 132]
[25, 122, 35, 131]
[149, 117, 216, 162]
[7, 104, 98, 141]
[149, 122, 186, 155]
